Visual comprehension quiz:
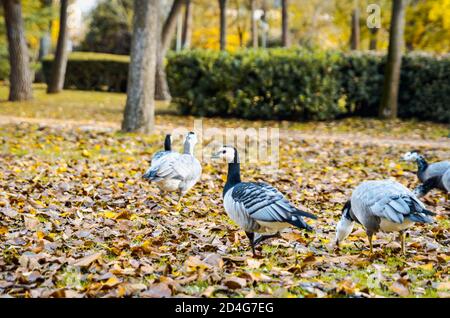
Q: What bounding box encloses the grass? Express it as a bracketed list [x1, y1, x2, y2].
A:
[1, 83, 448, 141]
[0, 83, 174, 123]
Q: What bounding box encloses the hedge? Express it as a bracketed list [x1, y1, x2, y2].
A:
[167, 49, 450, 123]
[42, 52, 129, 92]
[41, 50, 450, 123]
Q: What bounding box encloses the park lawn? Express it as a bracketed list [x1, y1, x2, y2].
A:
[0, 120, 449, 298]
[0, 83, 449, 141]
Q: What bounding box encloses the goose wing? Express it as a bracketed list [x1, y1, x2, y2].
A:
[148, 153, 201, 183]
[229, 182, 316, 230]
[425, 161, 450, 179]
[353, 180, 434, 225]
[151, 150, 172, 165]
[442, 169, 450, 192]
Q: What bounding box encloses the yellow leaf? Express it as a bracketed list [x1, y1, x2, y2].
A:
[81, 150, 91, 158]
[104, 276, 120, 287]
[103, 211, 117, 219]
[418, 263, 434, 271]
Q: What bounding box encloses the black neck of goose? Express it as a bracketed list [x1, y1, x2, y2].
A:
[164, 135, 171, 151]
[416, 155, 428, 174]
[224, 150, 241, 196]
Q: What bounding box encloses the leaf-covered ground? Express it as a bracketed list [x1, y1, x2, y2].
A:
[0, 119, 449, 298]
[1, 85, 449, 297]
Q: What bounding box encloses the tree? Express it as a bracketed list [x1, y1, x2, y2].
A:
[122, 0, 159, 133]
[155, 0, 185, 101]
[379, 0, 406, 119]
[182, 0, 193, 49]
[47, 0, 69, 94]
[281, 0, 290, 47]
[218, 0, 227, 50]
[81, 0, 133, 55]
[350, 0, 360, 50]
[2, 0, 33, 101]
[250, 0, 258, 48]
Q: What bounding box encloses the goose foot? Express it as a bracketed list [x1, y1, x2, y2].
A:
[253, 232, 281, 246]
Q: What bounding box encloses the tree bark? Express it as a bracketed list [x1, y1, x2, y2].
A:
[182, 0, 192, 49]
[47, 0, 69, 93]
[379, 0, 406, 119]
[350, 0, 360, 50]
[250, 0, 258, 48]
[122, 0, 159, 133]
[369, 27, 378, 50]
[155, 0, 185, 101]
[219, 0, 227, 51]
[281, 0, 290, 47]
[2, 0, 33, 101]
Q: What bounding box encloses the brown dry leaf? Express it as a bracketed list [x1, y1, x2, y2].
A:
[142, 283, 172, 298]
[390, 279, 409, 297]
[203, 253, 224, 269]
[72, 252, 102, 267]
[246, 258, 262, 269]
[223, 276, 247, 289]
[185, 256, 211, 272]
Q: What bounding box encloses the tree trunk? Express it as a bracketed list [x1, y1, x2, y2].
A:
[350, 0, 360, 50]
[182, 0, 192, 49]
[369, 27, 378, 50]
[122, 0, 159, 133]
[155, 0, 185, 101]
[281, 0, 290, 47]
[35, 0, 53, 83]
[2, 0, 33, 101]
[47, 0, 69, 94]
[250, 0, 258, 48]
[379, 0, 406, 119]
[219, 0, 227, 51]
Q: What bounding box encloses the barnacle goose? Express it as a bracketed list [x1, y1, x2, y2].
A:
[334, 180, 435, 255]
[402, 151, 450, 198]
[212, 145, 317, 256]
[143, 132, 202, 203]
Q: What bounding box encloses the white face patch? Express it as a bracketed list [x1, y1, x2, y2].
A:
[335, 216, 354, 245]
[402, 151, 420, 161]
[214, 146, 236, 163]
[186, 133, 198, 146]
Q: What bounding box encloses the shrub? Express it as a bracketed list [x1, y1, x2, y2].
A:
[42, 52, 129, 92]
[167, 49, 450, 123]
[167, 49, 347, 121]
[42, 50, 450, 123]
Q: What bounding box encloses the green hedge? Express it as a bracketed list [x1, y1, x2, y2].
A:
[167, 49, 450, 123]
[42, 52, 129, 92]
[41, 50, 450, 123]
[167, 49, 346, 121]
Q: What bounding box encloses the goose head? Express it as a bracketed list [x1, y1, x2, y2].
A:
[334, 200, 354, 247]
[211, 145, 238, 163]
[402, 150, 421, 162]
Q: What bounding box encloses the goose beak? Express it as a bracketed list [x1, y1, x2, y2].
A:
[211, 152, 221, 160]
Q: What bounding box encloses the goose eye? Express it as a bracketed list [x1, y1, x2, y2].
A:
[222, 150, 226, 154]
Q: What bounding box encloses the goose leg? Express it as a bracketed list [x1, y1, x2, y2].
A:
[245, 232, 257, 257]
[253, 232, 280, 246]
[399, 231, 406, 255]
[175, 192, 183, 211]
[367, 232, 374, 255]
